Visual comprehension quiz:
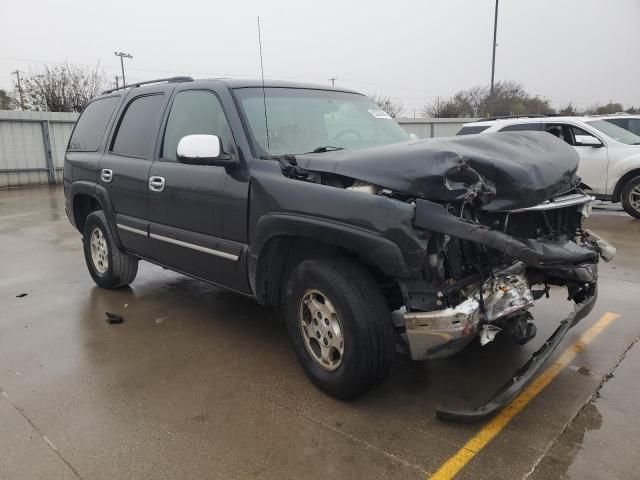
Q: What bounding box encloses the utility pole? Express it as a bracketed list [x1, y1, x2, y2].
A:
[114, 52, 133, 86]
[115, 76, 120, 89]
[11, 70, 25, 110]
[329, 77, 337, 87]
[490, 0, 499, 97]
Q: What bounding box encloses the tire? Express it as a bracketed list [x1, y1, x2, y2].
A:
[621, 175, 640, 219]
[82, 211, 138, 288]
[285, 256, 394, 399]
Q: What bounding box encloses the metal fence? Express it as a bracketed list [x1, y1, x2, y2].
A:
[0, 110, 79, 188]
[0, 111, 474, 188]
[396, 117, 477, 139]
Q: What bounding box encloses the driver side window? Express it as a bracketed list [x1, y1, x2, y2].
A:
[162, 90, 234, 161]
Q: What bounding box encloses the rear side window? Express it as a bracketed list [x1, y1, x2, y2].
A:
[456, 125, 490, 135]
[68, 97, 120, 151]
[606, 118, 640, 136]
[499, 123, 542, 132]
[111, 94, 164, 157]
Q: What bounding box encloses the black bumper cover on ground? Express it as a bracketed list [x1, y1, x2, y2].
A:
[436, 286, 598, 422]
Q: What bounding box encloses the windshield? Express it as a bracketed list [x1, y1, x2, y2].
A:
[585, 119, 640, 145]
[234, 87, 410, 156]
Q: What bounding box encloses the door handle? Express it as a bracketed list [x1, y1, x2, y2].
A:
[100, 169, 113, 183]
[148, 176, 166, 192]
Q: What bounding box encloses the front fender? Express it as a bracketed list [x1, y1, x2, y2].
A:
[248, 212, 414, 295]
[608, 153, 640, 198]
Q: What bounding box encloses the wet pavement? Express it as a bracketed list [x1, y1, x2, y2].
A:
[1, 186, 639, 480]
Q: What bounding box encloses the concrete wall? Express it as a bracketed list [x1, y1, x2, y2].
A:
[396, 117, 477, 139]
[0, 110, 78, 188]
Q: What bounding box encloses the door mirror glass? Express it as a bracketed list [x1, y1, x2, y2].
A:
[575, 135, 603, 147]
[176, 134, 235, 166]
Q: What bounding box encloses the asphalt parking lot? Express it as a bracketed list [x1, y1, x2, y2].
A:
[1, 186, 639, 480]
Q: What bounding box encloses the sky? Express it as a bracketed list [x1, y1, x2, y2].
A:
[1, 0, 639, 116]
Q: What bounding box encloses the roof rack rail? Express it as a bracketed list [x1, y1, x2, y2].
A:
[475, 114, 547, 122]
[102, 76, 194, 94]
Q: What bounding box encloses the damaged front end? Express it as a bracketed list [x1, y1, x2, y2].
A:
[406, 191, 611, 361]
[404, 189, 613, 421]
[284, 132, 616, 420]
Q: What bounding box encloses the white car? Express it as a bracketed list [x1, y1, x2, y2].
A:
[458, 116, 640, 218]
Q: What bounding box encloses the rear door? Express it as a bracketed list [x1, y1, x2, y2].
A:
[99, 89, 170, 255]
[147, 86, 250, 292]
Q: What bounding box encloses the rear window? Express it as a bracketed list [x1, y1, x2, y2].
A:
[68, 96, 120, 151]
[456, 125, 490, 135]
[111, 94, 165, 158]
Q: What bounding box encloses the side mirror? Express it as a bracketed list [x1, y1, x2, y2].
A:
[176, 134, 236, 166]
[575, 135, 603, 148]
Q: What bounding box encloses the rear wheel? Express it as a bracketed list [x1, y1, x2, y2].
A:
[621, 175, 640, 219]
[285, 256, 394, 399]
[82, 211, 138, 288]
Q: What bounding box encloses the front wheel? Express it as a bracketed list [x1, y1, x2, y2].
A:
[285, 257, 395, 399]
[82, 211, 138, 288]
[621, 175, 640, 219]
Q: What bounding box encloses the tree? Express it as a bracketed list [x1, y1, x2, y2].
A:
[0, 89, 14, 110]
[421, 81, 555, 118]
[16, 63, 106, 112]
[368, 94, 404, 118]
[559, 103, 577, 116]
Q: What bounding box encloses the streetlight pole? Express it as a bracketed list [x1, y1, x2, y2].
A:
[490, 0, 499, 96]
[329, 77, 337, 87]
[11, 70, 25, 110]
[114, 52, 133, 86]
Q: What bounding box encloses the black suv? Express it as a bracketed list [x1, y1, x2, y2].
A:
[64, 77, 614, 420]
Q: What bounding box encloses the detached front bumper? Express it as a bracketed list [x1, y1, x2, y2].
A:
[435, 285, 597, 422]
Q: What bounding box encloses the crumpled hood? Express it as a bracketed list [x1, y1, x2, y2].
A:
[295, 131, 580, 211]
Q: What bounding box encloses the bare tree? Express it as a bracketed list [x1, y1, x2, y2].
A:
[368, 94, 404, 118]
[16, 63, 107, 112]
[422, 81, 555, 118]
[0, 89, 14, 110]
[559, 103, 577, 116]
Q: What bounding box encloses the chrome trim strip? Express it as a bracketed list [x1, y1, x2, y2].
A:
[149, 233, 239, 261]
[117, 224, 147, 236]
[499, 194, 594, 213]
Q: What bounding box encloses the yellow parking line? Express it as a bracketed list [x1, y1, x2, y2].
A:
[429, 311, 620, 480]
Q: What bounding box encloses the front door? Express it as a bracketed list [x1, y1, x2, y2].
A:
[147, 88, 249, 291]
[567, 124, 609, 194]
[99, 91, 168, 255]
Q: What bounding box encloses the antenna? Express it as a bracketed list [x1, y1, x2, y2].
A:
[257, 16, 270, 151]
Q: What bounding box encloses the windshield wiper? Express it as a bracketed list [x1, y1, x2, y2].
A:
[308, 146, 345, 153]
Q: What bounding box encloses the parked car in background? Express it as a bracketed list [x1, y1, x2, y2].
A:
[459, 116, 640, 218]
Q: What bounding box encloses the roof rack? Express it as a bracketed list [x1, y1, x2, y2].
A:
[102, 76, 194, 94]
[475, 114, 547, 122]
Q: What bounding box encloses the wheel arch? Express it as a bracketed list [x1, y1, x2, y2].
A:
[249, 213, 410, 307]
[69, 182, 122, 248]
[613, 168, 640, 202]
